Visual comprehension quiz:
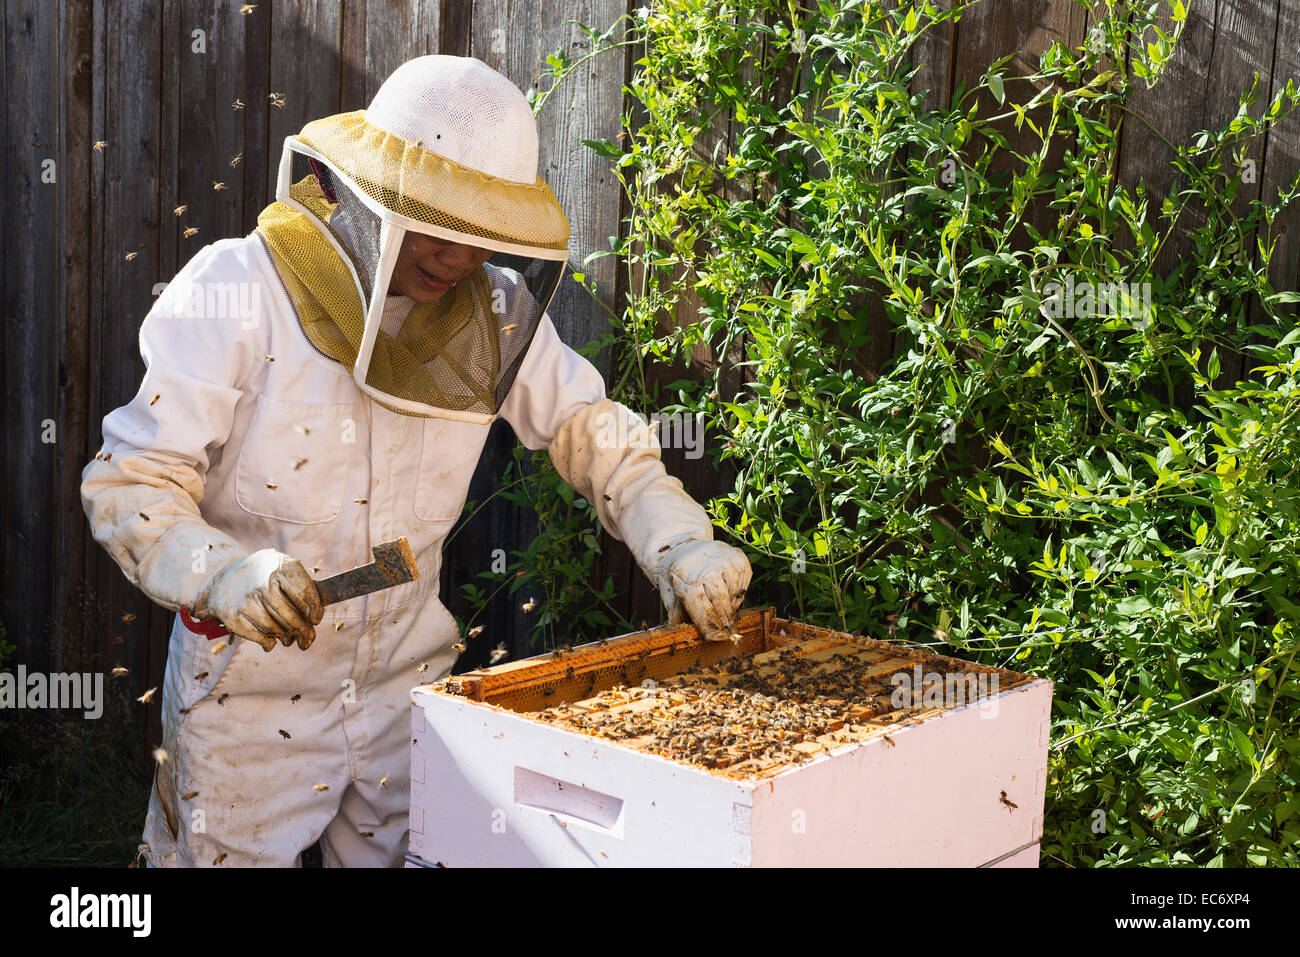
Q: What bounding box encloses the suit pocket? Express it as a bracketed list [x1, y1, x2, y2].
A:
[235, 395, 356, 524]
[413, 418, 490, 523]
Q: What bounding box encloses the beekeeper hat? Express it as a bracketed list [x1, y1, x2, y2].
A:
[258, 55, 570, 421]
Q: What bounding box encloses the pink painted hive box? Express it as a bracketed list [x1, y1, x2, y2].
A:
[408, 609, 1052, 867]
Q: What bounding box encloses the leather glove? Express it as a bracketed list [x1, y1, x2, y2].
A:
[654, 539, 752, 642]
[193, 549, 323, 652]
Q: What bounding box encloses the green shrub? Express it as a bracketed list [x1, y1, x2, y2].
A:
[518, 0, 1300, 865]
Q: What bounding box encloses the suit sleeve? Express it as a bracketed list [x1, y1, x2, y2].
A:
[499, 313, 714, 583]
[81, 240, 265, 612]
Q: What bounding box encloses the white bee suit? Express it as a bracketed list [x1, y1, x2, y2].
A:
[82, 234, 748, 867]
[83, 54, 751, 868]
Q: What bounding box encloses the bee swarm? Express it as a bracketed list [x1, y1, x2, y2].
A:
[528, 638, 985, 776]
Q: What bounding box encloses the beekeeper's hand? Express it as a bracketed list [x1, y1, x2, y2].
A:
[194, 549, 323, 652]
[654, 540, 752, 642]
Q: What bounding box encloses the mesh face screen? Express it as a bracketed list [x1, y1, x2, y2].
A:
[271, 145, 566, 418]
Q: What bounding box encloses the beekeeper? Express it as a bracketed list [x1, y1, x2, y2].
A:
[82, 55, 751, 868]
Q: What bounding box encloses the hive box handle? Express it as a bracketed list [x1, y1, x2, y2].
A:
[514, 767, 625, 836]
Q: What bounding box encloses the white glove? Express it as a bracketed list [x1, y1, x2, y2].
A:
[654, 539, 752, 642]
[193, 549, 324, 652]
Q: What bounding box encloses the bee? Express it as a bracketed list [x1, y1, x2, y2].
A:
[218, 693, 230, 706]
[138, 687, 157, 704]
[262, 353, 275, 362]
[173, 204, 187, 217]
[152, 747, 168, 763]
[212, 182, 225, 192]
[150, 394, 160, 406]
[295, 425, 310, 436]
[239, 3, 256, 13]
[290, 694, 301, 703]
[379, 776, 389, 789]
[182, 791, 199, 801]
[501, 323, 517, 334]
[602, 493, 612, 501]
[230, 152, 242, 168]
[103, 451, 112, 461]
[193, 672, 209, 683]
[417, 662, 429, 674]
[657, 544, 671, 553]
[122, 613, 136, 623]
[313, 783, 329, 792]
[278, 729, 291, 740]
[268, 92, 285, 108]
[184, 226, 199, 237]
[93, 140, 108, 152]
[359, 831, 374, 838]
[468, 625, 485, 639]
[353, 497, 368, 504]
[211, 641, 228, 654]
[111, 667, 128, 678]
[881, 734, 894, 748]
[213, 853, 227, 865]
[265, 482, 277, 490]
[334, 622, 344, 632]
[124, 251, 139, 261]
[999, 790, 1018, 811]
[293, 457, 307, 470]
[139, 511, 150, 521]
[522, 598, 536, 613]
[178, 706, 191, 715]
[488, 643, 508, 665]
[452, 642, 466, 654]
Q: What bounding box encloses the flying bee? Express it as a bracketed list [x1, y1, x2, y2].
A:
[279, 729, 291, 740]
[239, 3, 256, 13]
[264, 354, 275, 362]
[178, 706, 191, 715]
[182, 791, 199, 801]
[124, 251, 139, 261]
[265, 482, 277, 490]
[232, 98, 245, 110]
[313, 783, 329, 792]
[150, 394, 160, 406]
[417, 662, 429, 674]
[194, 672, 208, 681]
[103, 452, 112, 461]
[293, 458, 307, 470]
[334, 622, 344, 631]
[152, 747, 168, 764]
[217, 693, 230, 706]
[999, 790, 1018, 811]
[489, 643, 508, 665]
[353, 497, 368, 504]
[501, 323, 517, 334]
[184, 227, 199, 238]
[290, 694, 301, 703]
[173, 204, 187, 217]
[111, 667, 128, 678]
[93, 140, 107, 152]
[212, 182, 225, 191]
[468, 625, 485, 639]
[268, 92, 285, 108]
[213, 853, 227, 865]
[211, 641, 228, 653]
[379, 777, 389, 788]
[122, 613, 136, 623]
[230, 152, 242, 167]
[139, 512, 150, 521]
[522, 598, 536, 613]
[452, 642, 466, 654]
[137, 687, 157, 704]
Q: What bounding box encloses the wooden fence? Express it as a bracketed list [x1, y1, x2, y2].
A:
[3, 0, 1297, 746]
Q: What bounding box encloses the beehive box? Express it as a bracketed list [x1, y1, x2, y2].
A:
[409, 609, 1051, 867]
